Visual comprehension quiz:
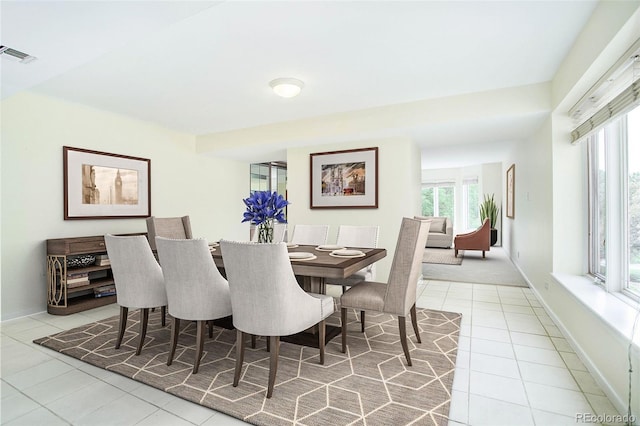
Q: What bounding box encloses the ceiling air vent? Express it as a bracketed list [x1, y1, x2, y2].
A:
[0, 45, 37, 64]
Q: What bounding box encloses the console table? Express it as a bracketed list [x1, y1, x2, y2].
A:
[46, 233, 144, 315]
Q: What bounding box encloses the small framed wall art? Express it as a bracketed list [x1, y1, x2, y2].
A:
[63, 146, 151, 219]
[506, 163, 515, 219]
[310, 147, 378, 209]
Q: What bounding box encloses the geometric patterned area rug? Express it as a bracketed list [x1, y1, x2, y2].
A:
[34, 304, 461, 426]
[423, 248, 463, 265]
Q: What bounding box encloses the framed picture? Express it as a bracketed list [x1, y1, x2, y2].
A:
[506, 163, 515, 219]
[310, 147, 378, 209]
[63, 146, 151, 220]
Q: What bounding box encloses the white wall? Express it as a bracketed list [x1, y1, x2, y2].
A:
[286, 137, 422, 282]
[509, 2, 640, 418]
[1, 92, 248, 320]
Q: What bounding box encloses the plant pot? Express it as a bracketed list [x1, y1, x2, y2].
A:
[490, 228, 498, 246]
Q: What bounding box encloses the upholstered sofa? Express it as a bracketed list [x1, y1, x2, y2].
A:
[415, 216, 453, 248]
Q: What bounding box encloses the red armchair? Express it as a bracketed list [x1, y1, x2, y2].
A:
[454, 218, 491, 258]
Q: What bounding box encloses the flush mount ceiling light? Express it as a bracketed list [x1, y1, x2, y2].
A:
[269, 78, 304, 98]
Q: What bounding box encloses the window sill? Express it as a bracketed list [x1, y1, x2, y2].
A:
[551, 272, 640, 348]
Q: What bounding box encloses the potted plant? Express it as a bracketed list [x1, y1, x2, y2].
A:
[479, 193, 499, 246]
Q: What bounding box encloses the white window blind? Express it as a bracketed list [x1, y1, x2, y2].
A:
[570, 42, 640, 144]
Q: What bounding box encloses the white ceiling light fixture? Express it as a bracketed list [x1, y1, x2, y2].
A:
[269, 77, 304, 98]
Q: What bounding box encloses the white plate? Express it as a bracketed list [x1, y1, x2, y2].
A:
[316, 244, 346, 252]
[288, 252, 317, 260]
[209, 247, 217, 252]
[209, 242, 219, 248]
[286, 243, 299, 249]
[330, 249, 365, 258]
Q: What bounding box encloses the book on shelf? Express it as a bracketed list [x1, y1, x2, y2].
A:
[67, 272, 89, 284]
[95, 254, 109, 260]
[67, 280, 90, 289]
[94, 284, 116, 297]
[95, 259, 111, 266]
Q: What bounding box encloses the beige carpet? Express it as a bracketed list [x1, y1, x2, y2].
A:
[34, 305, 461, 425]
[422, 246, 528, 287]
[423, 248, 463, 265]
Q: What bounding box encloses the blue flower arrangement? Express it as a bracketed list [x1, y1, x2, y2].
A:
[241, 191, 289, 243]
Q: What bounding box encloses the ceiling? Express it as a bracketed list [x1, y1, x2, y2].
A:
[1, 1, 598, 166]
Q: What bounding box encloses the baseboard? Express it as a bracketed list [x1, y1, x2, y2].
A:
[526, 274, 632, 421]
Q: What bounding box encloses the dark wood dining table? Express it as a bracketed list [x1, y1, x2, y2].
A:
[211, 244, 386, 293]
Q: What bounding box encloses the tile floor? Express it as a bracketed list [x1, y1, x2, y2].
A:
[0, 280, 625, 425]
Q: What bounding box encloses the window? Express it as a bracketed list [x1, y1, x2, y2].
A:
[463, 178, 480, 230]
[422, 183, 454, 221]
[587, 104, 640, 298]
[250, 161, 288, 219]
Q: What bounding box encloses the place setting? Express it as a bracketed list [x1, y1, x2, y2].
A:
[329, 248, 366, 258]
[288, 251, 317, 261]
[315, 244, 346, 252]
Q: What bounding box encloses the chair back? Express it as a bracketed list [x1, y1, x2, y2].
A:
[155, 237, 232, 321]
[250, 222, 287, 243]
[291, 224, 329, 245]
[220, 240, 330, 336]
[146, 216, 192, 250]
[382, 218, 431, 316]
[104, 234, 167, 309]
[336, 225, 380, 279]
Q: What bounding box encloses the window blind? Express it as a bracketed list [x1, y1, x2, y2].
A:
[571, 81, 640, 143]
[570, 41, 640, 144]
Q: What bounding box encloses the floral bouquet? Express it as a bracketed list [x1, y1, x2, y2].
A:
[241, 191, 289, 243]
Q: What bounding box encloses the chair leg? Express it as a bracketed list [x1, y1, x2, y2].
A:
[399, 316, 412, 366]
[410, 304, 422, 344]
[342, 285, 346, 294]
[482, 250, 486, 258]
[266, 337, 270, 352]
[318, 320, 326, 365]
[251, 334, 256, 349]
[136, 308, 150, 356]
[208, 320, 213, 338]
[233, 330, 245, 387]
[267, 336, 279, 398]
[161, 306, 166, 327]
[341, 307, 347, 353]
[115, 306, 128, 349]
[360, 310, 366, 332]
[193, 320, 205, 374]
[167, 317, 180, 366]
[455, 249, 459, 257]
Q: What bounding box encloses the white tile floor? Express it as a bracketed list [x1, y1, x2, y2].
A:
[0, 280, 624, 425]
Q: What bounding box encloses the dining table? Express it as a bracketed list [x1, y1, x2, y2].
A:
[210, 243, 386, 294]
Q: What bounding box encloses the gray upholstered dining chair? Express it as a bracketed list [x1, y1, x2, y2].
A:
[155, 237, 232, 374]
[290, 224, 329, 245]
[145, 216, 192, 251]
[104, 234, 168, 356]
[340, 217, 431, 366]
[326, 225, 380, 292]
[219, 240, 334, 398]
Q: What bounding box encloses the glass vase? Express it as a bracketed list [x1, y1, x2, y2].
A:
[257, 219, 274, 243]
